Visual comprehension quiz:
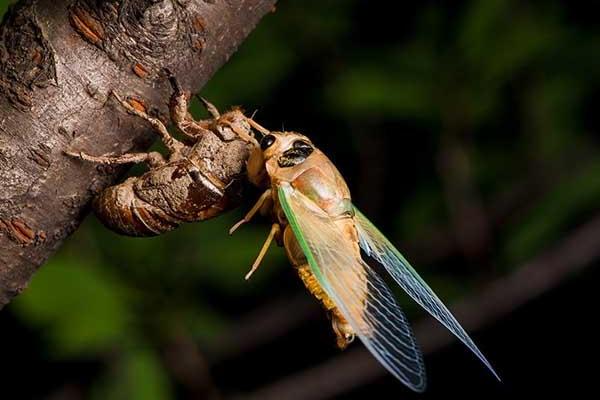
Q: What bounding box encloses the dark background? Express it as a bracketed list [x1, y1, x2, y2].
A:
[1, 0, 599, 398]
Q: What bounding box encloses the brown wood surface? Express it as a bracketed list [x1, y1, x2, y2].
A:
[0, 0, 276, 307]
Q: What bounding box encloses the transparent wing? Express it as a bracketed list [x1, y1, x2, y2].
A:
[353, 207, 500, 381]
[278, 184, 426, 392]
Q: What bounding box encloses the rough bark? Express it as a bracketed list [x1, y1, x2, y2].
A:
[0, 0, 276, 308]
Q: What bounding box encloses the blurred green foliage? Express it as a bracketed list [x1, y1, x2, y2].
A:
[13, 257, 134, 356]
[90, 347, 173, 400]
[2, 0, 600, 397]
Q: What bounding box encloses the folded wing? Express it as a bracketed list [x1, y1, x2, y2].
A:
[278, 183, 427, 392]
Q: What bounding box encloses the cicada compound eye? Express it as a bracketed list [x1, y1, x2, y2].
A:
[260, 134, 276, 150]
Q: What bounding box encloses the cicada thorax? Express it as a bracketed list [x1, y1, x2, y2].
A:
[270, 150, 353, 221]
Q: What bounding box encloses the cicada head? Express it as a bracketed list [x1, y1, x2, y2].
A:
[247, 131, 316, 187]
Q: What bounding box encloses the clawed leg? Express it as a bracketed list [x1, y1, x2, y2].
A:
[167, 73, 191, 128]
[111, 91, 184, 155]
[165, 71, 268, 147]
[65, 150, 166, 168]
[194, 92, 267, 146]
[166, 73, 215, 140]
[218, 107, 269, 147]
[229, 189, 272, 235]
[165, 71, 234, 142]
[198, 96, 220, 119]
[245, 223, 281, 280]
[220, 118, 262, 147]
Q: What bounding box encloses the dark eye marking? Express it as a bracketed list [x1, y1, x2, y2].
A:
[261, 134, 276, 150]
[293, 140, 312, 151]
[278, 140, 314, 168]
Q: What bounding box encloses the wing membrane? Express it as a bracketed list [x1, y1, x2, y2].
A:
[353, 207, 500, 381]
[278, 184, 426, 392]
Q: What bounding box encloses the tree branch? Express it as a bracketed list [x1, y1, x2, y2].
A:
[243, 212, 600, 400]
[0, 0, 276, 308]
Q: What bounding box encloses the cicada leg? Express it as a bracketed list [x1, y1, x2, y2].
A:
[229, 189, 272, 234]
[229, 189, 277, 280]
[244, 223, 281, 280]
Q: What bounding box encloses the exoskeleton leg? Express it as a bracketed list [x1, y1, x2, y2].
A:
[111, 91, 184, 155]
[198, 96, 221, 119]
[166, 74, 215, 140]
[166, 72, 267, 146]
[64, 150, 166, 168]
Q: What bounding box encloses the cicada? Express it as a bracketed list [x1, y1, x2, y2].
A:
[231, 131, 500, 391]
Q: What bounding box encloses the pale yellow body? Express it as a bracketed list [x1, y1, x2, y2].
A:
[238, 132, 366, 348]
[232, 130, 499, 390]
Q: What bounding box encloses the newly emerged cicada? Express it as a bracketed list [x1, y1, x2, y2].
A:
[66, 74, 497, 390]
[231, 131, 500, 391]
